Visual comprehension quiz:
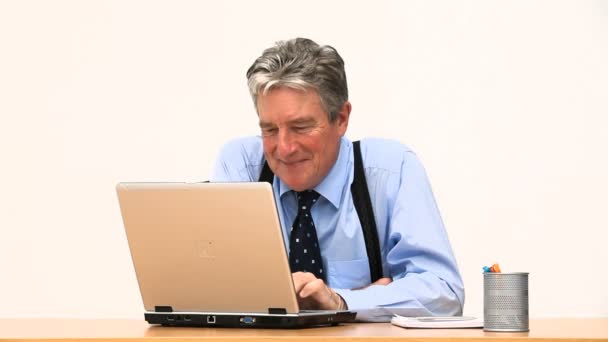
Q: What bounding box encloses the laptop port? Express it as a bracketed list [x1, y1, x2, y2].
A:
[207, 315, 216, 324]
[166, 315, 175, 321]
[184, 315, 191, 321]
[240, 316, 256, 325]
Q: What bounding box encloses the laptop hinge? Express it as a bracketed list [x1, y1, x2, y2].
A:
[268, 308, 287, 315]
[155, 306, 173, 312]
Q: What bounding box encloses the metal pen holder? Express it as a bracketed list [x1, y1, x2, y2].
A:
[483, 272, 529, 332]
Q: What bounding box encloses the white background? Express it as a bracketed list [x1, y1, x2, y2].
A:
[1, 0, 607, 318]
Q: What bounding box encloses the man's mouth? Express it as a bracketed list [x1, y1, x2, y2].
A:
[281, 159, 308, 167]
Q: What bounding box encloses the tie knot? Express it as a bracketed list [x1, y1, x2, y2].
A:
[296, 190, 320, 209]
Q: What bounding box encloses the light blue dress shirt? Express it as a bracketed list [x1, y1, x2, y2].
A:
[210, 136, 464, 322]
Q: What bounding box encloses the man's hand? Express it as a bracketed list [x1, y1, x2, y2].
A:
[292, 272, 347, 310]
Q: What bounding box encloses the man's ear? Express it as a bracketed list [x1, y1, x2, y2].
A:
[336, 101, 351, 136]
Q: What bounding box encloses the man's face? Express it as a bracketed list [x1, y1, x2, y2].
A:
[257, 87, 350, 192]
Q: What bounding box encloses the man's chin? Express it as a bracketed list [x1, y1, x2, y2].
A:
[279, 176, 312, 192]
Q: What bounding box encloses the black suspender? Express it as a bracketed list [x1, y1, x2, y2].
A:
[350, 141, 383, 283]
[259, 159, 274, 185]
[258, 140, 383, 283]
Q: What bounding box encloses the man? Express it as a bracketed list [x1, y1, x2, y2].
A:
[210, 38, 464, 322]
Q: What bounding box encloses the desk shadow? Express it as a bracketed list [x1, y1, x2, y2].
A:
[144, 325, 229, 337]
[144, 323, 350, 337]
[484, 331, 530, 338]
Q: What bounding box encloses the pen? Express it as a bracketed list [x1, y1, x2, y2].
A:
[482, 263, 501, 273]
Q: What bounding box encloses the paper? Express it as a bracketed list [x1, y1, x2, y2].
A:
[391, 315, 484, 329]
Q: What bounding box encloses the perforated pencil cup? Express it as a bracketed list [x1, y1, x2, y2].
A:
[483, 272, 529, 332]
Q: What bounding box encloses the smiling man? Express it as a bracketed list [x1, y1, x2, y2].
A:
[210, 38, 464, 321]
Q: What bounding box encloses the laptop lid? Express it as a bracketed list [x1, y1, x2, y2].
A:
[116, 182, 300, 315]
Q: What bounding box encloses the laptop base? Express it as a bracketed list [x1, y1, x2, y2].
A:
[145, 311, 356, 329]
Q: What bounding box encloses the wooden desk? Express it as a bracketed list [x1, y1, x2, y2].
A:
[0, 318, 607, 342]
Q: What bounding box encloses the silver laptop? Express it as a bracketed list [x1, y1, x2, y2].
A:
[116, 182, 356, 328]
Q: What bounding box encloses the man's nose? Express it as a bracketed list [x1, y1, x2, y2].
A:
[276, 130, 297, 158]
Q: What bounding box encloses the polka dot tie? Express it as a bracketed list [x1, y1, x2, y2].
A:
[289, 190, 325, 281]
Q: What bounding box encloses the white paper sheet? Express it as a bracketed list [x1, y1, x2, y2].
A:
[390, 315, 484, 329]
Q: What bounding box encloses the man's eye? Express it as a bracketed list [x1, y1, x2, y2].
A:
[294, 126, 311, 132]
[262, 128, 278, 136]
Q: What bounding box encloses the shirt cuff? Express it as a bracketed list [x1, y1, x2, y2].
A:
[334, 288, 369, 310]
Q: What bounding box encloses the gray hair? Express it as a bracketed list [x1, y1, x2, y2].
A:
[246, 38, 348, 122]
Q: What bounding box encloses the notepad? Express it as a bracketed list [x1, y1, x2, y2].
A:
[391, 315, 484, 329]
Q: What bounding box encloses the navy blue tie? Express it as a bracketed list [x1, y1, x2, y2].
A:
[289, 190, 325, 281]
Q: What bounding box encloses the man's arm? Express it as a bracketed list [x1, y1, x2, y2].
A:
[334, 150, 464, 322]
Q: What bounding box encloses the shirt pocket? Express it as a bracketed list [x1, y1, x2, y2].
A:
[327, 258, 371, 289]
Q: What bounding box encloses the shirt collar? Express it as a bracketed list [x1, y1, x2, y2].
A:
[278, 137, 351, 209]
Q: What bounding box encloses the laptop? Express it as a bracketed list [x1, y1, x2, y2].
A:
[116, 182, 356, 328]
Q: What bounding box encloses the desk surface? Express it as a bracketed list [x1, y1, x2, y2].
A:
[1, 318, 607, 342]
